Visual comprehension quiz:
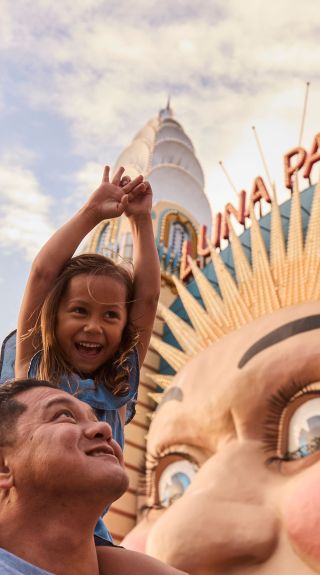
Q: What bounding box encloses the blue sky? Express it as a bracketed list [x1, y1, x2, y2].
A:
[0, 0, 320, 343]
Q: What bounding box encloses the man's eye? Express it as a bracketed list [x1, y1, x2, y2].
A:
[286, 397, 320, 459]
[54, 410, 76, 421]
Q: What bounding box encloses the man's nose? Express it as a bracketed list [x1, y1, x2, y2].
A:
[83, 420, 112, 441]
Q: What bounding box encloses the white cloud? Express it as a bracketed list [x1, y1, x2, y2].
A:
[0, 153, 54, 259]
[1, 0, 319, 218]
[63, 160, 103, 210]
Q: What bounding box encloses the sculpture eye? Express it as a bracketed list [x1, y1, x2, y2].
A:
[158, 459, 198, 508]
[286, 397, 320, 459]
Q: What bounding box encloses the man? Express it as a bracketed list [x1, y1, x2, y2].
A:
[0, 378, 187, 575]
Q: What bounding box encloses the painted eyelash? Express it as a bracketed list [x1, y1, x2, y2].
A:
[263, 378, 318, 455]
[265, 438, 320, 469]
[137, 449, 197, 504]
[137, 452, 159, 499]
[137, 461, 151, 499]
[138, 502, 164, 517]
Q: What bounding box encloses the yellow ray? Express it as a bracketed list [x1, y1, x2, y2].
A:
[209, 243, 253, 328]
[249, 204, 280, 316]
[226, 216, 255, 313]
[148, 392, 164, 405]
[150, 335, 189, 372]
[171, 275, 223, 343]
[144, 372, 174, 389]
[269, 183, 286, 304]
[157, 301, 206, 355]
[285, 177, 305, 306]
[304, 183, 320, 299]
[187, 256, 231, 333]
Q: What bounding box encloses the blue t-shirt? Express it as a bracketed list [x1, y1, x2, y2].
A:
[0, 331, 140, 544]
[0, 548, 54, 575]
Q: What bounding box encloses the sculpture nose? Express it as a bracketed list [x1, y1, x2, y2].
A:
[147, 497, 278, 573]
[146, 441, 279, 573]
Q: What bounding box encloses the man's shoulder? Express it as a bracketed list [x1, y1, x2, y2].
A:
[96, 546, 189, 574]
[0, 548, 55, 575]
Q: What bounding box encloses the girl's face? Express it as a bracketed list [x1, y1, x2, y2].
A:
[55, 273, 128, 375]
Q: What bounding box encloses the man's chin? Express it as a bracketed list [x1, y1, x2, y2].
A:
[100, 468, 129, 502]
[114, 473, 130, 500]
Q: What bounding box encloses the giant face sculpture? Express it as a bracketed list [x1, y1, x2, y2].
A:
[124, 300, 320, 573]
[123, 180, 320, 573]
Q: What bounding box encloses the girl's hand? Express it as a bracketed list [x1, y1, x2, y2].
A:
[86, 166, 145, 222]
[122, 180, 153, 218]
[120, 175, 131, 188]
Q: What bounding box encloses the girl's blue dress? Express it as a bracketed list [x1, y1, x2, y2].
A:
[0, 330, 139, 545]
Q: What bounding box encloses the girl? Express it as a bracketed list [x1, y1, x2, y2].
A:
[0, 165, 160, 551]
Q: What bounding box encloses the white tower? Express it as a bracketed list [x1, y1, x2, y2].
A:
[86, 103, 211, 543]
[114, 100, 212, 231]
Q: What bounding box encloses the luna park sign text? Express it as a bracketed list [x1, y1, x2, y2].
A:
[180, 132, 320, 280]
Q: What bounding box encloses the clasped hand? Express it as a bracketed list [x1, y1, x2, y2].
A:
[87, 165, 152, 222]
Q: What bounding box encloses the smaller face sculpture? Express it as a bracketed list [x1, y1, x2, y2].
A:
[123, 301, 320, 574]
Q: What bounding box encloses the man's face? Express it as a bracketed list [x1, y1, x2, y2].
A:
[123, 301, 320, 574]
[6, 387, 128, 506]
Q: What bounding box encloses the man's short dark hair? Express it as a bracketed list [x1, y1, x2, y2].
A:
[0, 379, 58, 446]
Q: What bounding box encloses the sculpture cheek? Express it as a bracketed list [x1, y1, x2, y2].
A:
[284, 472, 320, 567]
[121, 521, 150, 553]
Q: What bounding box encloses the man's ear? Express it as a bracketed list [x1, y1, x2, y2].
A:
[0, 450, 14, 490]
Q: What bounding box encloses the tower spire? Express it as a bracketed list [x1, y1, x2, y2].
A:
[159, 96, 173, 120]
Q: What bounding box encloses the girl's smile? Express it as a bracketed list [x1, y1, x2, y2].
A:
[74, 341, 104, 356]
[56, 273, 128, 375]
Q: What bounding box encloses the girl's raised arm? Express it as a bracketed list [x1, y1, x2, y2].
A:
[15, 167, 145, 377]
[124, 182, 161, 366]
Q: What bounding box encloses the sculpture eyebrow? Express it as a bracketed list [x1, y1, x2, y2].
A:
[157, 386, 183, 411]
[238, 314, 320, 369]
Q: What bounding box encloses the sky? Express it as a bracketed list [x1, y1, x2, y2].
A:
[0, 0, 320, 343]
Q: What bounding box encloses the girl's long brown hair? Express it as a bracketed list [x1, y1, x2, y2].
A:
[33, 254, 139, 396]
